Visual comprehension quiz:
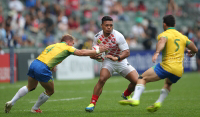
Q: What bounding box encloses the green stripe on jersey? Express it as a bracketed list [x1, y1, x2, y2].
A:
[186, 41, 191, 47]
[162, 45, 167, 61]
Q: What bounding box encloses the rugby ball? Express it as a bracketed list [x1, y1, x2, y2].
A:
[92, 45, 105, 62]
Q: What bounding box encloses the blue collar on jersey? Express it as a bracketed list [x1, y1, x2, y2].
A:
[167, 27, 175, 30]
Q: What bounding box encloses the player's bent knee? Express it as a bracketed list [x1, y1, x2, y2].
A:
[46, 90, 54, 96]
[98, 77, 107, 84]
[138, 76, 143, 79]
[50, 91, 54, 95]
[29, 88, 36, 92]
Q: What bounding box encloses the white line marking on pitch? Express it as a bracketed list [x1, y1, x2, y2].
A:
[30, 97, 84, 103]
[101, 89, 160, 93]
[56, 89, 160, 93]
[0, 85, 23, 89]
[144, 89, 160, 93]
[0, 84, 42, 90]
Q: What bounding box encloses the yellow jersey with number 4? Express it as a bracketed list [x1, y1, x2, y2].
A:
[157, 27, 191, 77]
[37, 42, 76, 70]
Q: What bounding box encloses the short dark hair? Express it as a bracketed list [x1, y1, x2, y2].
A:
[163, 15, 175, 27]
[102, 16, 113, 24]
[61, 34, 75, 42]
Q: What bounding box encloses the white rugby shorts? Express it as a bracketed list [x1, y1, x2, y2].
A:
[101, 58, 136, 77]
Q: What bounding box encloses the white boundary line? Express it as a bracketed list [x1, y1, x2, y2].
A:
[29, 89, 160, 103]
[30, 97, 84, 103]
[55, 89, 161, 93]
[144, 89, 160, 93]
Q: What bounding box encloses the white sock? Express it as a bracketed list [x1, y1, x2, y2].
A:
[11, 86, 29, 106]
[155, 88, 169, 103]
[32, 92, 50, 110]
[132, 84, 145, 100]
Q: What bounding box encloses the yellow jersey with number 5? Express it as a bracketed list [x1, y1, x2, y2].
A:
[157, 27, 191, 77]
[37, 42, 76, 70]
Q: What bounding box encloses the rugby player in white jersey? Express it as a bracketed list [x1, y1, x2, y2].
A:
[85, 16, 139, 112]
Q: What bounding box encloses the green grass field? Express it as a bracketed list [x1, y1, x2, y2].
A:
[0, 72, 200, 117]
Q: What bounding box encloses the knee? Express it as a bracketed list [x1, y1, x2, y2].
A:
[29, 88, 36, 92]
[46, 89, 54, 96]
[50, 90, 54, 95]
[139, 75, 147, 81]
[142, 77, 148, 82]
[138, 76, 150, 83]
[98, 77, 107, 84]
[27, 85, 36, 92]
[51, 90, 55, 95]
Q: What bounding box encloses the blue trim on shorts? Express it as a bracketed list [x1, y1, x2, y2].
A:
[153, 63, 180, 83]
[27, 59, 53, 82]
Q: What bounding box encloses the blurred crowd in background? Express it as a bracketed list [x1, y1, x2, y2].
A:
[0, 0, 200, 70]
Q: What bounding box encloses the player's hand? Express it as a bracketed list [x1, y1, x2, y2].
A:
[99, 45, 109, 53]
[90, 53, 102, 59]
[152, 52, 159, 63]
[105, 55, 118, 61]
[187, 50, 195, 57]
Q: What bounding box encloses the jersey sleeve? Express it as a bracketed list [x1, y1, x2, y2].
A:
[118, 34, 129, 51]
[68, 46, 76, 55]
[184, 36, 191, 47]
[93, 36, 97, 46]
[157, 32, 168, 41]
[93, 33, 100, 46]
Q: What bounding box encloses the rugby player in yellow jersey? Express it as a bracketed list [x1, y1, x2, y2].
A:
[4, 34, 108, 113]
[119, 15, 198, 112]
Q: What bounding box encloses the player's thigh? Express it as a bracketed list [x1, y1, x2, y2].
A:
[27, 76, 38, 91]
[125, 70, 138, 84]
[141, 67, 161, 82]
[119, 64, 138, 83]
[39, 81, 54, 95]
[99, 68, 112, 82]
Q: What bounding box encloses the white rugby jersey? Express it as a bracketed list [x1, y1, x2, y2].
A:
[93, 29, 129, 57]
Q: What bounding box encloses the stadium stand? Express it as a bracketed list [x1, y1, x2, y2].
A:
[0, 0, 199, 51]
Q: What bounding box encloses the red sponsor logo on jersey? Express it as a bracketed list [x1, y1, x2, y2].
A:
[108, 36, 112, 39]
[111, 34, 114, 37]
[101, 35, 104, 38]
[117, 49, 121, 51]
[102, 41, 107, 44]
[99, 38, 103, 41]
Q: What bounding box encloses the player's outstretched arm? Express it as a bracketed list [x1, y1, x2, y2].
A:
[186, 42, 198, 57]
[90, 53, 102, 59]
[74, 45, 108, 56]
[152, 37, 167, 63]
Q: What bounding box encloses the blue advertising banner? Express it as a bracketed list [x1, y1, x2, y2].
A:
[127, 50, 191, 74]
